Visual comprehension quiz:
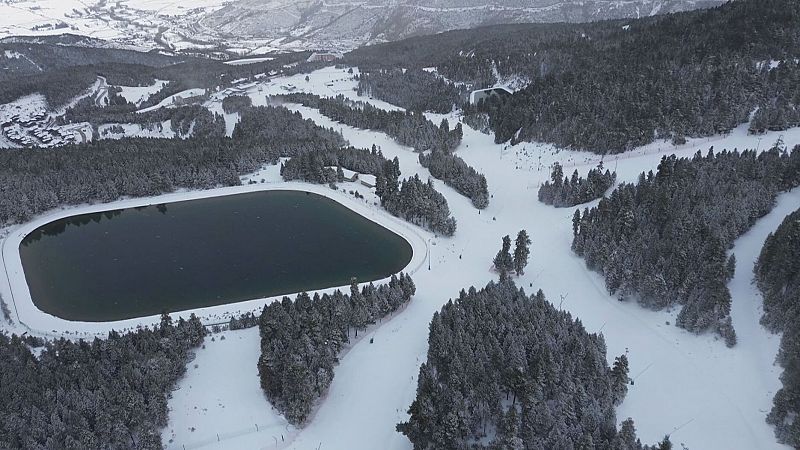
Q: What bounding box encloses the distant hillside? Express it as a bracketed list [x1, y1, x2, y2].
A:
[347, 0, 800, 153]
[0, 42, 310, 109]
[0, 41, 179, 79]
[202, 0, 723, 48]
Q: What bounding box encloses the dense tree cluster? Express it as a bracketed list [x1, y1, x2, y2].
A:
[749, 61, 800, 134]
[493, 230, 531, 277]
[221, 94, 253, 114]
[538, 163, 617, 207]
[280, 145, 388, 184]
[228, 312, 260, 330]
[419, 150, 489, 209]
[754, 207, 800, 447]
[0, 105, 346, 225]
[397, 280, 668, 450]
[258, 274, 416, 424]
[0, 313, 205, 449]
[232, 105, 346, 154]
[377, 157, 457, 236]
[347, 0, 800, 153]
[356, 68, 466, 113]
[274, 93, 462, 153]
[572, 146, 800, 346]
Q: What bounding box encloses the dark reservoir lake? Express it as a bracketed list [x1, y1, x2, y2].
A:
[19, 190, 413, 321]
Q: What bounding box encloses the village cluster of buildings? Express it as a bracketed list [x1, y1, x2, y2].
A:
[1, 113, 75, 147]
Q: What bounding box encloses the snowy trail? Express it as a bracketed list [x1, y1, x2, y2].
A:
[715, 189, 800, 445]
[163, 328, 293, 450]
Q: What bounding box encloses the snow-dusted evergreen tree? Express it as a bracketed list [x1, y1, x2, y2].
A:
[513, 230, 531, 275]
[611, 354, 630, 406]
[754, 207, 800, 447]
[493, 235, 513, 277]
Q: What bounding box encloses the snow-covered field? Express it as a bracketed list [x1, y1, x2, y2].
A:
[137, 88, 207, 113]
[162, 327, 294, 450]
[1, 66, 799, 450]
[117, 80, 168, 106]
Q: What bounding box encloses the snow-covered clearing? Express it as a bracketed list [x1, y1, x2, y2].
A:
[137, 88, 206, 113]
[117, 80, 168, 106]
[162, 327, 293, 450]
[224, 57, 275, 65]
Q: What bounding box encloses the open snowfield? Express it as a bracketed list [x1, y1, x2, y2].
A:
[162, 327, 294, 450]
[137, 88, 207, 113]
[117, 80, 168, 106]
[1, 66, 799, 450]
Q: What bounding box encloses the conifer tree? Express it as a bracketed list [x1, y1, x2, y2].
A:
[513, 229, 532, 275]
[494, 235, 513, 277]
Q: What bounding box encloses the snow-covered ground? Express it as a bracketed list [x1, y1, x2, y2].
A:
[162, 327, 294, 450]
[1, 66, 799, 450]
[117, 80, 168, 106]
[224, 57, 275, 66]
[137, 88, 207, 113]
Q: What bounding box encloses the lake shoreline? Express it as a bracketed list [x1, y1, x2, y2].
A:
[0, 181, 429, 337]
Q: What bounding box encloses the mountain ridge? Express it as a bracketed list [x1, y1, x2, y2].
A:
[202, 0, 725, 49]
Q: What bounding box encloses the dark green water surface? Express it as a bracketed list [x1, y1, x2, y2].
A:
[20, 190, 412, 321]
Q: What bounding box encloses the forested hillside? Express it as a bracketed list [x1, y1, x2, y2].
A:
[356, 69, 467, 114]
[0, 106, 344, 225]
[572, 146, 800, 345]
[347, 0, 800, 153]
[398, 280, 669, 449]
[0, 45, 311, 108]
[754, 208, 800, 447]
[273, 93, 463, 153]
[0, 314, 205, 449]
